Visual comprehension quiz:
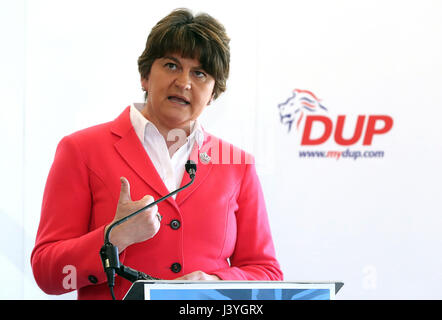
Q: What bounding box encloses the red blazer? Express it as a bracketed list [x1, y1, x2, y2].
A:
[31, 107, 283, 300]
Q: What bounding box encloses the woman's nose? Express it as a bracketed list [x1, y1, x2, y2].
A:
[174, 72, 191, 90]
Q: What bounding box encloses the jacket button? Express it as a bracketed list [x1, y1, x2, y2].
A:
[170, 219, 181, 230]
[171, 263, 182, 273]
[88, 275, 98, 284]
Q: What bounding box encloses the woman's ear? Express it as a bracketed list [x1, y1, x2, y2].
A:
[141, 77, 149, 101]
[141, 77, 149, 92]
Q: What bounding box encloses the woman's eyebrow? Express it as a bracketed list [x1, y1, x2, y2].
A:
[162, 55, 180, 64]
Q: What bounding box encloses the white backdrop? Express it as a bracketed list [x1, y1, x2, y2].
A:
[1, 0, 441, 299]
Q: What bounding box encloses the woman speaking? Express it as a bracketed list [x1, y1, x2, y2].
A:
[31, 8, 283, 300]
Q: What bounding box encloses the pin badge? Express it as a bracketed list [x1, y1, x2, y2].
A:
[199, 152, 211, 164]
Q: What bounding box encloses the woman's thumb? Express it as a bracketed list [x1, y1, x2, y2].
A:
[118, 177, 131, 202]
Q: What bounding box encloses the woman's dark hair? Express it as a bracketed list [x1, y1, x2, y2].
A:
[138, 8, 230, 100]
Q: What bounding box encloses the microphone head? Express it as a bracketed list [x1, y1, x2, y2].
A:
[185, 160, 197, 175]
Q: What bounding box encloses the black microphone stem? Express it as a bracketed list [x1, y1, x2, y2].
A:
[100, 160, 197, 300]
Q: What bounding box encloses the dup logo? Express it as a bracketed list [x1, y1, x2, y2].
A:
[277, 89, 393, 146]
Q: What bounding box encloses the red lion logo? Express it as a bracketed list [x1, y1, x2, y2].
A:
[278, 89, 328, 132]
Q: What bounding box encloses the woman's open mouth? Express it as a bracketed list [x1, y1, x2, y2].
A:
[168, 96, 190, 105]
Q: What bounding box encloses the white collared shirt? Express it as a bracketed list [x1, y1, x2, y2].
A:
[130, 103, 204, 197]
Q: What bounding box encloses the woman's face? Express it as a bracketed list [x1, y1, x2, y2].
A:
[141, 53, 215, 135]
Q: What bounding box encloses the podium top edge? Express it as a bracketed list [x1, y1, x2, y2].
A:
[124, 281, 345, 300]
[133, 280, 344, 294]
[133, 280, 344, 284]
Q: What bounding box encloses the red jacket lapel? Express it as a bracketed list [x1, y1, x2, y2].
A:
[175, 132, 215, 206]
[110, 107, 217, 208]
[110, 107, 177, 208]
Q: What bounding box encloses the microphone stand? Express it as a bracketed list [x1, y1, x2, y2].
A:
[100, 161, 197, 300]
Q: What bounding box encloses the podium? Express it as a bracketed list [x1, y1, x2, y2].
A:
[123, 281, 344, 300]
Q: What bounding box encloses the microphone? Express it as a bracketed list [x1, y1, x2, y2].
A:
[185, 159, 197, 179]
[100, 160, 197, 300]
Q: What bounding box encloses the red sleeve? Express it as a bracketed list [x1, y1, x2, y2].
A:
[211, 162, 283, 281]
[30, 136, 125, 295]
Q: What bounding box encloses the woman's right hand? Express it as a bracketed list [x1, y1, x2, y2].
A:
[104, 177, 161, 252]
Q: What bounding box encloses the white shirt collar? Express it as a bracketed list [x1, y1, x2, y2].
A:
[130, 103, 204, 150]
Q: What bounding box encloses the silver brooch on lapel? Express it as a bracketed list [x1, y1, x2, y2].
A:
[199, 152, 211, 164]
